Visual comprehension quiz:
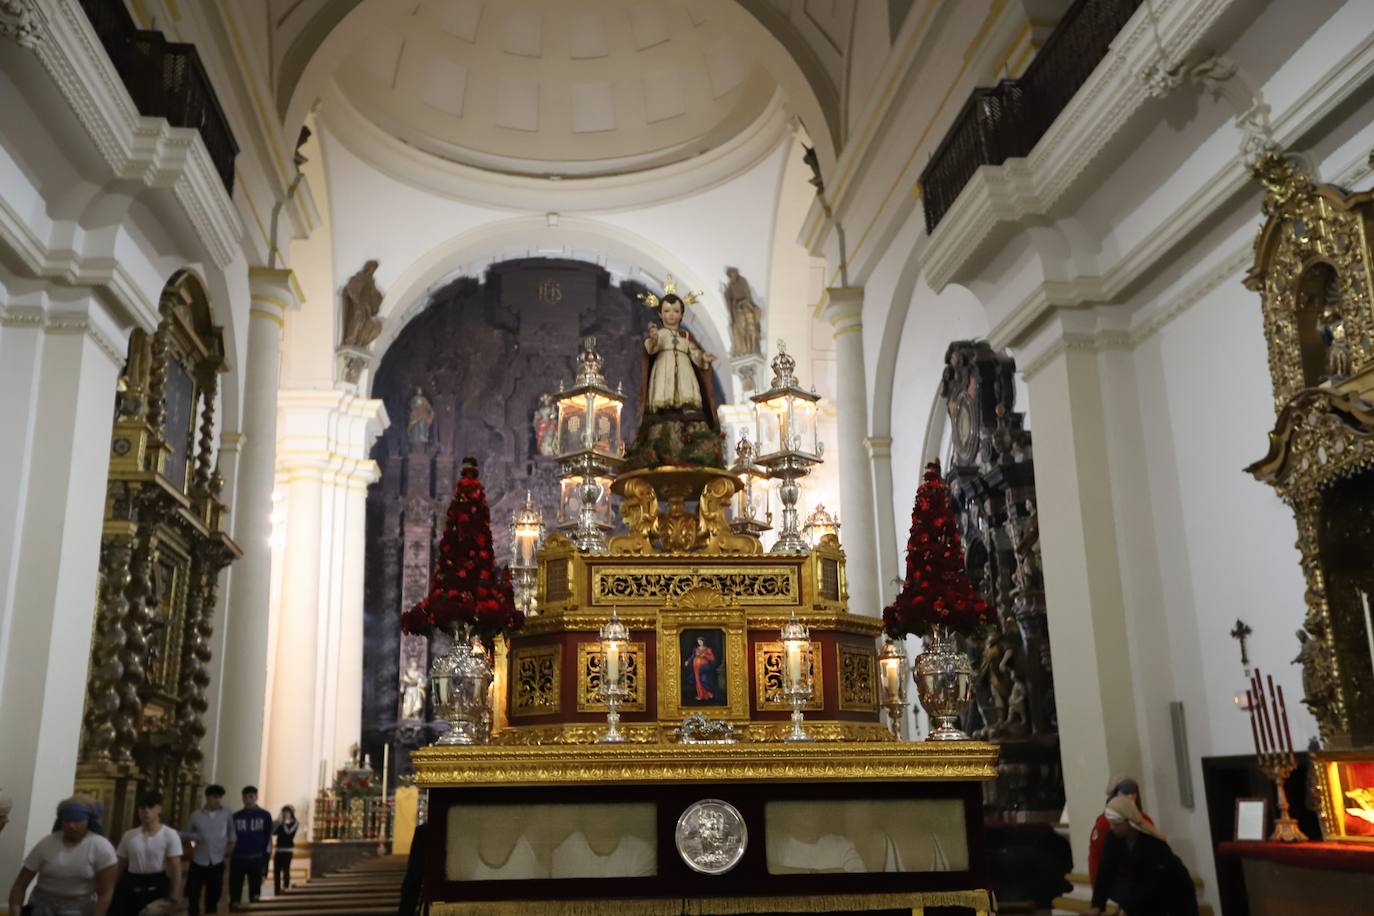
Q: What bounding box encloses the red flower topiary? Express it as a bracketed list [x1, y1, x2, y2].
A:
[882, 460, 992, 639]
[400, 456, 525, 644]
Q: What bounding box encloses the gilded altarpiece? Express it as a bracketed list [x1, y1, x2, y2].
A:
[1245, 151, 1374, 750]
[76, 271, 240, 829]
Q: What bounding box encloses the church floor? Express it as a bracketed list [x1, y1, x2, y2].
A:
[236, 855, 406, 916]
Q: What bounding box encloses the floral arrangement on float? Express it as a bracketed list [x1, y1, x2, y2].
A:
[401, 457, 524, 745]
[883, 460, 992, 740]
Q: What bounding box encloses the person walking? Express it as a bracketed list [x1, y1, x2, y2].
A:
[115, 791, 183, 916]
[182, 785, 234, 916]
[1086, 795, 1198, 916]
[229, 787, 272, 909]
[271, 807, 298, 896]
[7, 795, 118, 916]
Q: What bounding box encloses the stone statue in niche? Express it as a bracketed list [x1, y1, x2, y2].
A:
[406, 388, 434, 444]
[399, 662, 428, 721]
[340, 259, 384, 349]
[533, 393, 558, 456]
[724, 267, 762, 356]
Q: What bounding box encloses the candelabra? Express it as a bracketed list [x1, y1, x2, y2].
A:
[751, 342, 823, 554]
[727, 432, 772, 537]
[597, 608, 629, 743]
[509, 491, 545, 617]
[555, 337, 625, 554]
[1246, 667, 1308, 842]
[878, 637, 909, 739]
[780, 612, 814, 742]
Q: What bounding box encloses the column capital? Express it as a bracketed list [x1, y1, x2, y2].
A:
[822, 286, 865, 334]
[249, 267, 305, 328]
[864, 436, 893, 459]
[1014, 307, 1132, 381]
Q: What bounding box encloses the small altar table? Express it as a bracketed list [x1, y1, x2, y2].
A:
[1217, 841, 1374, 915]
[414, 742, 998, 915]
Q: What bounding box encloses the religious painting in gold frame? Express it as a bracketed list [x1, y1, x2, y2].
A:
[576, 641, 648, 713]
[510, 644, 561, 717]
[656, 607, 748, 722]
[836, 644, 879, 712]
[754, 641, 822, 711]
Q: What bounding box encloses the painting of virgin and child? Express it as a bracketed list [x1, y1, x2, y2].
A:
[680, 628, 727, 707]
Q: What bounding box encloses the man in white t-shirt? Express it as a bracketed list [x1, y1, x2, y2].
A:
[7, 795, 118, 916]
[116, 790, 184, 915]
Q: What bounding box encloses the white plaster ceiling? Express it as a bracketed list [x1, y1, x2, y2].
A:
[333, 0, 778, 178]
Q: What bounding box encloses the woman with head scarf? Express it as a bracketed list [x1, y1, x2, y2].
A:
[1086, 795, 1198, 916]
[1088, 775, 1156, 885]
[7, 795, 118, 916]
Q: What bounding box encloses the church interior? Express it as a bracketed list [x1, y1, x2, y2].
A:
[3, 0, 1374, 914]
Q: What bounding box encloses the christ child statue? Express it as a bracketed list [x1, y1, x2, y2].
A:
[645, 295, 716, 411]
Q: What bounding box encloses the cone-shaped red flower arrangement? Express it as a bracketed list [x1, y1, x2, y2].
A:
[882, 460, 992, 639]
[400, 456, 525, 645]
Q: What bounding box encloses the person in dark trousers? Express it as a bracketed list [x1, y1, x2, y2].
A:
[1087, 795, 1198, 916]
[272, 806, 298, 896]
[397, 821, 427, 916]
[182, 785, 235, 916]
[228, 787, 272, 909]
[115, 790, 184, 916]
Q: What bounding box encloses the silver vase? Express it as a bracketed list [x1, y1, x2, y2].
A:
[914, 625, 973, 741]
[430, 627, 493, 746]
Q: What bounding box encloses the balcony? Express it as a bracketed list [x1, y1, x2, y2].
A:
[77, 0, 239, 194]
[918, 0, 1144, 234]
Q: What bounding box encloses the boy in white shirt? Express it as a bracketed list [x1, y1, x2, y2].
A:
[8, 795, 118, 916]
[116, 790, 183, 915]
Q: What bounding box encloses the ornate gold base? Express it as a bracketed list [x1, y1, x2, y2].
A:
[492, 721, 894, 746]
[413, 740, 999, 786]
[1270, 814, 1309, 843]
[431, 889, 993, 915]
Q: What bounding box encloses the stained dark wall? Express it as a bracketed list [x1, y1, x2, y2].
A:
[360, 258, 724, 770]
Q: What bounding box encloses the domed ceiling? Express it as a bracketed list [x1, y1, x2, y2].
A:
[334, 0, 779, 178]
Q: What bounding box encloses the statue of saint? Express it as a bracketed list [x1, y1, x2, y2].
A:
[400, 663, 428, 720]
[624, 282, 723, 469]
[406, 389, 434, 444]
[724, 267, 762, 356]
[340, 259, 383, 349]
[533, 393, 558, 456]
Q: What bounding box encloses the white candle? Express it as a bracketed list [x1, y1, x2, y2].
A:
[882, 659, 901, 704]
[604, 642, 621, 684]
[785, 642, 804, 687]
[1361, 590, 1374, 680]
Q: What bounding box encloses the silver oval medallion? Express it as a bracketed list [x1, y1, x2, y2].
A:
[675, 798, 747, 875]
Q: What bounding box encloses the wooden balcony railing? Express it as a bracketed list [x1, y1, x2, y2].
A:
[918, 0, 1144, 234]
[76, 0, 239, 194]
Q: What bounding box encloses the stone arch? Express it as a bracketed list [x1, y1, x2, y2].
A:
[369, 216, 732, 398]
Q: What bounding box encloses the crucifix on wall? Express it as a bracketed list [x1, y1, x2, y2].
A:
[1230, 618, 1253, 668]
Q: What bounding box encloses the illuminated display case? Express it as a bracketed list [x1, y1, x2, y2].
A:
[1314, 751, 1374, 843]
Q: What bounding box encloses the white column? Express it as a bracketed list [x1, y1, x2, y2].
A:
[866, 435, 898, 595]
[333, 468, 376, 766]
[823, 287, 881, 616]
[266, 452, 326, 822]
[214, 269, 300, 790]
[267, 390, 385, 835]
[202, 431, 243, 780]
[0, 287, 129, 882]
[1019, 312, 1143, 863]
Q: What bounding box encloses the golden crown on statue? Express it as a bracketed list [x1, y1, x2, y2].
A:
[638, 274, 701, 309]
